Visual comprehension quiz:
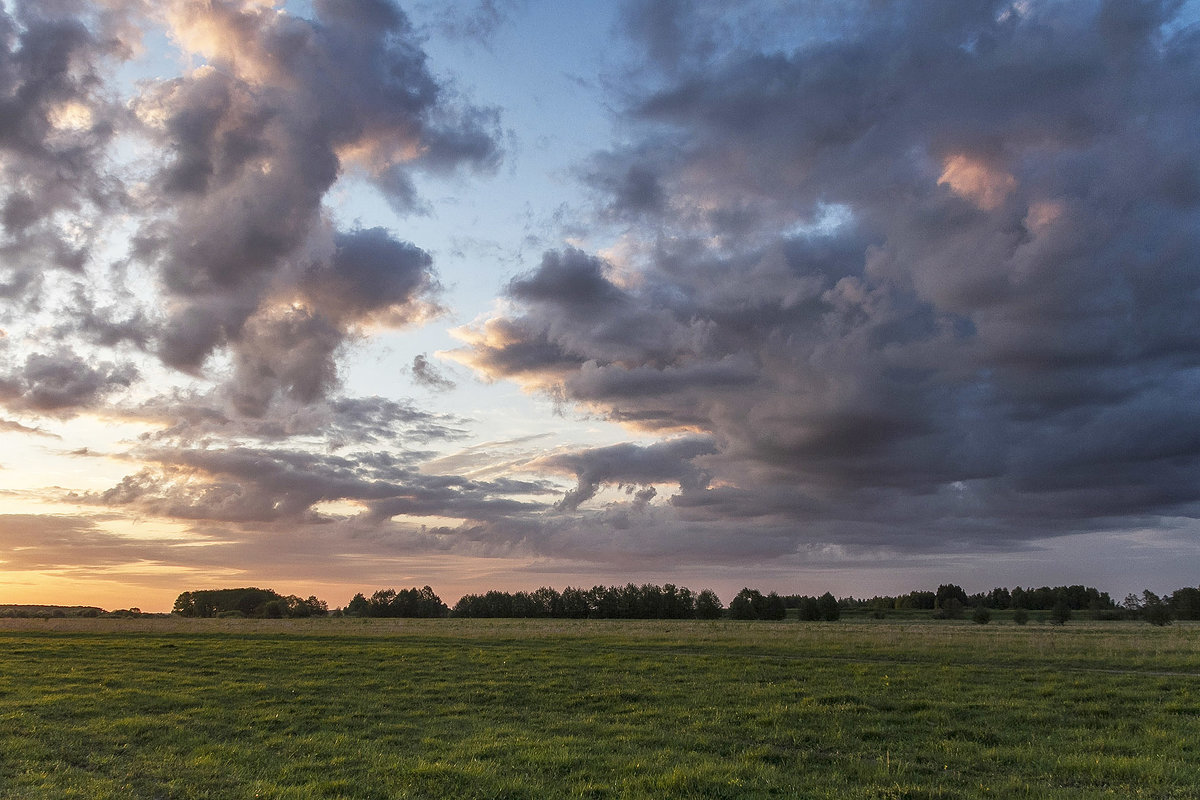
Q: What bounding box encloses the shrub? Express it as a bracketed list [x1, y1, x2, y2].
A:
[1012, 608, 1029, 625]
[972, 606, 991, 625]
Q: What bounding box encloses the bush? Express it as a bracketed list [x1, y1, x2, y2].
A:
[935, 597, 964, 619]
[1012, 608, 1029, 625]
[1049, 599, 1071, 625]
[972, 606, 991, 625]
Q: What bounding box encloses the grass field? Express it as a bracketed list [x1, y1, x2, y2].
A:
[1, 618, 1197, 798]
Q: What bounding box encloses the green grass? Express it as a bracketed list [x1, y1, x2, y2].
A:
[1, 618, 1197, 798]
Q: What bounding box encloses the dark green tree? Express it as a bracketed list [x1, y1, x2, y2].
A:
[696, 589, 723, 620]
[1142, 590, 1172, 626]
[729, 588, 763, 620]
[763, 592, 787, 620]
[817, 591, 840, 621]
[935, 584, 968, 610]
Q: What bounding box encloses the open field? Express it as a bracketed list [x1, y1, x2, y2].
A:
[1, 618, 1197, 798]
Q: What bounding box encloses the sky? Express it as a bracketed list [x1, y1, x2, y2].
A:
[1, 0, 1199, 612]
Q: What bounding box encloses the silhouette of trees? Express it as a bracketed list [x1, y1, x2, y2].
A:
[343, 586, 447, 618]
[172, 588, 328, 619]
[451, 583, 716, 620]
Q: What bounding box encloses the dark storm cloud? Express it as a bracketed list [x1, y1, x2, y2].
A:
[458, 0, 1200, 553]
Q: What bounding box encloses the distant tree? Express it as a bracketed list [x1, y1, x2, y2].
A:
[897, 590, 936, 610]
[560, 586, 590, 618]
[1012, 607, 1029, 625]
[346, 593, 369, 617]
[798, 596, 822, 621]
[1049, 598, 1071, 625]
[730, 588, 764, 620]
[763, 592, 787, 621]
[695, 589, 723, 620]
[817, 592, 840, 621]
[986, 587, 1011, 609]
[972, 606, 991, 625]
[936, 597, 964, 620]
[1142, 590, 1172, 627]
[261, 600, 287, 618]
[1168, 587, 1200, 620]
[935, 584, 968, 610]
[172, 588, 299, 618]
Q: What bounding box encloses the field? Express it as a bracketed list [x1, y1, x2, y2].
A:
[1, 618, 1197, 798]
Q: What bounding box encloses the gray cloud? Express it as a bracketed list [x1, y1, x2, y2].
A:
[0, 0, 502, 424]
[85, 440, 552, 527]
[417, 0, 525, 47]
[411, 353, 456, 391]
[456, 0, 1200, 555]
[0, 0, 132, 297]
[0, 350, 137, 414]
[125, 0, 501, 415]
[533, 435, 717, 511]
[127, 391, 469, 449]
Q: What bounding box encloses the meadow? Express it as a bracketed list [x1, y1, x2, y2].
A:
[0, 617, 1197, 799]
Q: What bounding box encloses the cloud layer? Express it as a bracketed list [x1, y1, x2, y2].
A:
[455, 0, 1200, 553]
[4, 0, 1200, 596]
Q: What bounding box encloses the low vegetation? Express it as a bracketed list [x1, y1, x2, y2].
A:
[0, 617, 1196, 798]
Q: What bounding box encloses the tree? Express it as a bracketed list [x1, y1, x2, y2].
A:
[935, 584, 968, 610]
[1012, 607, 1029, 625]
[730, 588, 764, 620]
[1142, 590, 1172, 627]
[936, 597, 964, 620]
[1049, 598, 1071, 625]
[972, 605, 991, 625]
[763, 592, 787, 621]
[696, 589, 723, 620]
[817, 592, 840, 621]
[345, 593, 369, 617]
[798, 596, 822, 621]
[1168, 587, 1200, 620]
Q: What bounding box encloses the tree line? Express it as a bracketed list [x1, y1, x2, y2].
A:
[168, 582, 1200, 624]
[172, 588, 328, 619]
[451, 584, 724, 619]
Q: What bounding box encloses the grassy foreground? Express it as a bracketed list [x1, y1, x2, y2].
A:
[0, 618, 1197, 799]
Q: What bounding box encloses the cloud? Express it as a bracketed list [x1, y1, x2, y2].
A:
[410, 353, 456, 391]
[417, 0, 524, 47]
[455, 0, 1200, 555]
[0, 0, 502, 423]
[0, 350, 137, 414]
[83, 439, 553, 527]
[126, 391, 469, 449]
[119, 0, 502, 414]
[0, 0, 134, 295]
[533, 435, 717, 511]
